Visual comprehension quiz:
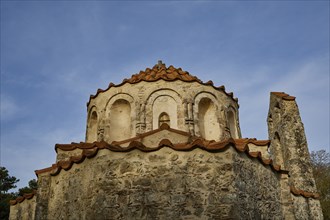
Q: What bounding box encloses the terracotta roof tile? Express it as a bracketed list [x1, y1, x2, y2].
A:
[35, 137, 321, 201]
[290, 185, 320, 199]
[16, 196, 24, 203]
[54, 141, 109, 152]
[87, 62, 237, 105]
[55, 123, 190, 152]
[271, 92, 296, 101]
[9, 190, 37, 206]
[40, 137, 287, 178]
[35, 167, 53, 176]
[9, 200, 17, 206]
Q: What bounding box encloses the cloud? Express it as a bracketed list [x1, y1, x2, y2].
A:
[193, 55, 329, 153]
[237, 56, 329, 151]
[1, 120, 85, 190]
[269, 56, 329, 95]
[0, 94, 20, 121]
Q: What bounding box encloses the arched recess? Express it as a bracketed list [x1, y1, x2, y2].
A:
[273, 102, 281, 122]
[152, 95, 178, 129]
[194, 92, 222, 140]
[105, 93, 135, 112]
[104, 93, 135, 141]
[108, 99, 132, 141]
[146, 89, 182, 130]
[227, 107, 239, 139]
[87, 107, 98, 142]
[197, 97, 220, 140]
[267, 114, 273, 133]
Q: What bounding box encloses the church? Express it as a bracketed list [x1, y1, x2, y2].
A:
[10, 62, 323, 219]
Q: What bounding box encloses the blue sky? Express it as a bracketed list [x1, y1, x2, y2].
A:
[1, 1, 329, 190]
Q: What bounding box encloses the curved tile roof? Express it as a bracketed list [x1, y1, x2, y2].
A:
[88, 61, 238, 105]
[9, 190, 36, 206]
[271, 92, 296, 101]
[55, 123, 191, 152]
[290, 185, 320, 199]
[41, 137, 285, 178]
[34, 138, 321, 201]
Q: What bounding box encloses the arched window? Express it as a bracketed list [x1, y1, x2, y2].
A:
[198, 98, 220, 140]
[152, 95, 178, 129]
[109, 99, 132, 141]
[275, 102, 280, 109]
[87, 111, 98, 142]
[159, 112, 170, 127]
[228, 110, 238, 138]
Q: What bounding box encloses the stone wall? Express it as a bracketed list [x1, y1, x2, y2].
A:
[9, 196, 36, 220]
[30, 144, 304, 220]
[232, 151, 284, 219]
[35, 173, 51, 220]
[267, 92, 323, 219]
[11, 140, 323, 219]
[292, 196, 324, 220]
[87, 80, 240, 143]
[37, 147, 238, 219]
[268, 93, 315, 189]
[56, 148, 83, 162]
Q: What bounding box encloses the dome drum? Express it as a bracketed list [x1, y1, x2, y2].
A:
[86, 63, 241, 143]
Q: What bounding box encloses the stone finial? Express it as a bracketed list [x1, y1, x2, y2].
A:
[157, 60, 163, 69]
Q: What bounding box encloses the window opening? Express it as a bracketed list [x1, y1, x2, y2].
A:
[159, 112, 170, 127]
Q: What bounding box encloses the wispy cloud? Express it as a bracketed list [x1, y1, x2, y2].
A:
[1, 120, 85, 189]
[0, 94, 20, 121]
[269, 55, 329, 94]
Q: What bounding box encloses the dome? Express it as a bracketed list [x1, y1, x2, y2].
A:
[86, 61, 241, 144]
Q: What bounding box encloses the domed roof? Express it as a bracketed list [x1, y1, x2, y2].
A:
[88, 61, 238, 105]
[123, 61, 203, 84]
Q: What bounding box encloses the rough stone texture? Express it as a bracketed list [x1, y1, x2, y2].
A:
[292, 196, 324, 220]
[56, 148, 83, 162]
[34, 173, 51, 220]
[9, 196, 36, 220]
[268, 92, 323, 219]
[27, 147, 300, 220]
[278, 173, 296, 219]
[232, 152, 284, 219]
[40, 148, 238, 220]
[246, 143, 270, 159]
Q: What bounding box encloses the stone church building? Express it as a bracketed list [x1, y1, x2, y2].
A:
[10, 62, 323, 219]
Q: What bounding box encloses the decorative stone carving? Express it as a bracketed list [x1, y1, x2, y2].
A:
[97, 115, 106, 142]
[219, 106, 230, 140]
[136, 102, 146, 134]
[184, 100, 195, 135]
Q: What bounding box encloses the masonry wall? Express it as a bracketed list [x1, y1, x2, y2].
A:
[37, 148, 237, 219]
[31, 146, 296, 220]
[292, 196, 324, 220]
[9, 196, 36, 220]
[86, 80, 240, 143]
[232, 151, 284, 219]
[267, 93, 323, 219]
